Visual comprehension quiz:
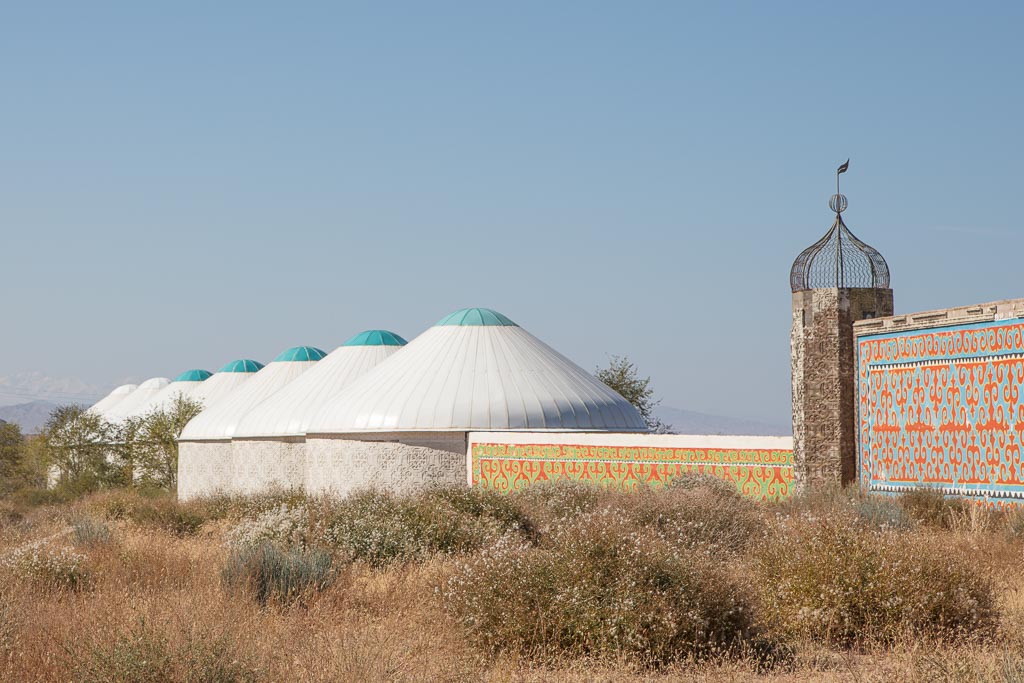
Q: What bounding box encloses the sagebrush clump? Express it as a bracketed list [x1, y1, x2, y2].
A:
[2, 540, 92, 591]
[223, 541, 335, 605]
[442, 505, 766, 667]
[321, 488, 530, 567]
[756, 517, 997, 646]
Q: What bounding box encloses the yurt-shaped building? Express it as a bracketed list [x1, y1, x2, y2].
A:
[177, 347, 325, 499]
[87, 383, 138, 420]
[122, 369, 212, 420]
[303, 308, 646, 496]
[229, 331, 407, 495]
[105, 377, 171, 423]
[188, 359, 264, 411]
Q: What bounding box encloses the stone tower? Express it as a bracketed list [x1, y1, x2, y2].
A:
[790, 162, 892, 493]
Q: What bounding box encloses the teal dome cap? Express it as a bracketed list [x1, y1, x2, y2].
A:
[218, 359, 265, 373]
[342, 330, 408, 347]
[436, 308, 517, 327]
[274, 346, 327, 362]
[174, 369, 212, 382]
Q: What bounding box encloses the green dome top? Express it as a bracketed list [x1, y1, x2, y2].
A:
[342, 330, 408, 347]
[274, 346, 327, 362]
[436, 308, 517, 327]
[174, 369, 212, 382]
[218, 359, 265, 373]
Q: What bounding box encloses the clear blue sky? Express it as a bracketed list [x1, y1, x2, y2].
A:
[2, 2, 1022, 426]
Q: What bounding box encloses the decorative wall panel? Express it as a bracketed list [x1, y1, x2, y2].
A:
[857, 319, 1024, 502]
[470, 439, 793, 501]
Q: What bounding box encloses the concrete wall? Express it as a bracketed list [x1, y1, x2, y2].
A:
[305, 432, 467, 497]
[469, 431, 794, 501]
[178, 441, 234, 500]
[231, 439, 305, 496]
[791, 287, 893, 494]
[854, 297, 1024, 503]
[179, 431, 791, 502]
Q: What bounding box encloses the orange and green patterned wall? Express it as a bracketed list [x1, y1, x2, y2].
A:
[468, 433, 794, 501]
[857, 317, 1024, 504]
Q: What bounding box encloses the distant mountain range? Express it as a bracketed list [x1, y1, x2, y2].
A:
[0, 401, 60, 434]
[0, 372, 103, 408]
[654, 406, 790, 436]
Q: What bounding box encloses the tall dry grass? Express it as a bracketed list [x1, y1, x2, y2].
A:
[0, 483, 1023, 681]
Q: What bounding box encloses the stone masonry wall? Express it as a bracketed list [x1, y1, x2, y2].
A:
[792, 287, 893, 493]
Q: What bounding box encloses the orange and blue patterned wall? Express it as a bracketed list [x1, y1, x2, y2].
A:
[857, 318, 1024, 503]
[468, 432, 794, 501]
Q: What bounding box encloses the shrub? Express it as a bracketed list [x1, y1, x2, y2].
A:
[321, 489, 527, 567]
[900, 488, 971, 530]
[227, 503, 310, 552]
[2, 540, 92, 591]
[510, 480, 600, 527]
[623, 484, 764, 553]
[98, 492, 204, 537]
[8, 486, 73, 509]
[853, 494, 916, 531]
[223, 541, 335, 605]
[1002, 505, 1024, 538]
[70, 515, 114, 547]
[75, 622, 175, 683]
[756, 520, 996, 647]
[442, 506, 764, 667]
[74, 621, 260, 683]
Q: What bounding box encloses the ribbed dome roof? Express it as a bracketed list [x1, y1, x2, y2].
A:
[105, 377, 171, 421]
[274, 346, 327, 362]
[305, 309, 646, 433]
[123, 369, 213, 419]
[189, 368, 257, 412]
[342, 330, 408, 347]
[88, 383, 139, 418]
[436, 308, 516, 326]
[790, 185, 889, 292]
[173, 369, 213, 382]
[180, 348, 323, 441]
[219, 359, 265, 373]
[234, 339, 406, 438]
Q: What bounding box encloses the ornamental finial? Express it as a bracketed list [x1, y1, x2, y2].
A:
[830, 158, 850, 214]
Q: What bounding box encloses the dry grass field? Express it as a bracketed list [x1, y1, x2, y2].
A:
[2, 482, 1024, 682]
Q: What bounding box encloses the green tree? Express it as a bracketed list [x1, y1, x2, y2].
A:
[0, 421, 24, 495]
[43, 405, 119, 489]
[595, 355, 671, 433]
[130, 395, 204, 491]
[17, 433, 52, 490]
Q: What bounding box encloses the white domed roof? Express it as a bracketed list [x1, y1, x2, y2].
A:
[187, 360, 264, 412]
[105, 377, 171, 421]
[180, 348, 324, 441]
[88, 384, 138, 419]
[305, 309, 646, 434]
[234, 332, 406, 438]
[122, 370, 212, 420]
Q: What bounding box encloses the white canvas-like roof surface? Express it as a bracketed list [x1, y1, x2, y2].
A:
[122, 380, 206, 420]
[87, 384, 138, 418]
[179, 360, 320, 441]
[188, 371, 256, 412]
[306, 312, 647, 433]
[105, 377, 171, 421]
[234, 344, 401, 438]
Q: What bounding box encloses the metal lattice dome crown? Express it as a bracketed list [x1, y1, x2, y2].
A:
[790, 170, 890, 292]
